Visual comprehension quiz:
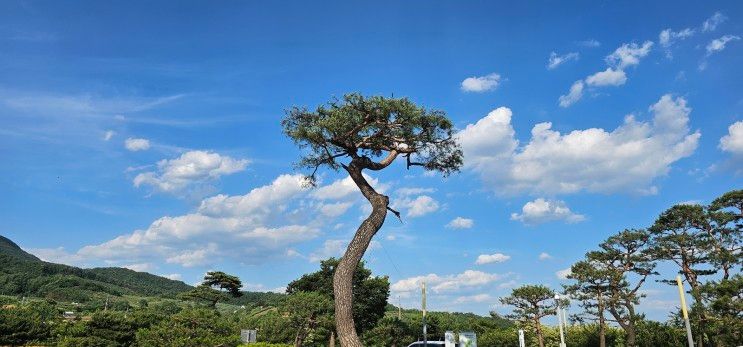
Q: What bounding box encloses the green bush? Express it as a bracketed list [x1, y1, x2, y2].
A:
[136, 307, 241, 347]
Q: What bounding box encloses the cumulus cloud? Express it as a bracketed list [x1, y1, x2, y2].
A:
[560, 41, 653, 106]
[393, 195, 440, 217]
[606, 41, 654, 69]
[659, 28, 694, 48]
[446, 217, 474, 229]
[309, 239, 348, 262]
[547, 52, 579, 70]
[461, 73, 501, 92]
[720, 121, 743, 155]
[706, 35, 740, 55]
[124, 137, 150, 151]
[133, 150, 249, 195]
[162, 273, 182, 281]
[511, 198, 586, 225]
[391, 270, 503, 294]
[702, 12, 726, 32]
[585, 68, 627, 87]
[556, 267, 572, 279]
[539, 252, 552, 260]
[459, 94, 700, 195]
[475, 253, 511, 265]
[35, 174, 369, 268]
[558, 80, 584, 107]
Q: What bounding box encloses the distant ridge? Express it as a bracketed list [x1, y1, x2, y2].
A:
[0, 235, 40, 262]
[0, 234, 192, 301]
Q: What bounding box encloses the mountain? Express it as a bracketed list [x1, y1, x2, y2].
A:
[0, 235, 192, 302]
[0, 235, 40, 262]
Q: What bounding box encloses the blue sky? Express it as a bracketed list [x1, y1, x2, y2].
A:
[1, 1, 741, 320]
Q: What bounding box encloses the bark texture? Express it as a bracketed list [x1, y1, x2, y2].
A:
[333, 160, 389, 347]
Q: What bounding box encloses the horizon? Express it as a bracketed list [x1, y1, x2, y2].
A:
[1, 1, 741, 324]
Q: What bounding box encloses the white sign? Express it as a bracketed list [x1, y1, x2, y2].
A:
[240, 329, 257, 343]
[445, 331, 456, 347]
[518, 329, 525, 347]
[459, 331, 477, 347]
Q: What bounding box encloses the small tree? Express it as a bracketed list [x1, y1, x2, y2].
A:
[180, 271, 243, 307]
[500, 285, 556, 347]
[564, 260, 612, 347]
[707, 190, 742, 280]
[649, 205, 716, 347]
[283, 93, 462, 346]
[587, 229, 656, 347]
[283, 291, 333, 347]
[286, 258, 390, 336]
[202, 271, 243, 297]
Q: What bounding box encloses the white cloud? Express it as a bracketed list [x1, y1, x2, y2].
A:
[162, 273, 182, 281]
[309, 239, 348, 262]
[461, 73, 501, 92]
[391, 270, 502, 293]
[459, 94, 700, 195]
[702, 12, 726, 32]
[511, 198, 585, 225]
[559, 80, 584, 107]
[103, 130, 115, 141]
[475, 253, 511, 265]
[606, 41, 653, 69]
[659, 28, 694, 48]
[560, 41, 653, 107]
[706, 35, 740, 55]
[318, 202, 353, 217]
[585, 68, 627, 86]
[446, 217, 474, 229]
[395, 187, 435, 196]
[42, 174, 368, 268]
[538, 252, 552, 260]
[133, 150, 249, 195]
[720, 121, 743, 155]
[454, 294, 493, 304]
[547, 52, 579, 70]
[556, 267, 572, 280]
[123, 263, 154, 272]
[124, 137, 151, 151]
[309, 239, 380, 262]
[311, 174, 386, 200]
[578, 39, 601, 47]
[393, 195, 440, 217]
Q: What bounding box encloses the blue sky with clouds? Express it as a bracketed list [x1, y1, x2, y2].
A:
[1, 1, 741, 320]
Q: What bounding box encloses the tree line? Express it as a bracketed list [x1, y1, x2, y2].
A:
[498, 189, 741, 347]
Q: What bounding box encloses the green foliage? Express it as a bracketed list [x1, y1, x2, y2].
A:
[282, 291, 334, 346]
[203, 271, 243, 297]
[633, 319, 686, 347]
[282, 93, 463, 183]
[286, 258, 390, 335]
[180, 285, 230, 307]
[136, 307, 241, 347]
[700, 274, 743, 345]
[0, 238, 191, 301]
[361, 316, 416, 346]
[500, 285, 557, 322]
[0, 300, 58, 345]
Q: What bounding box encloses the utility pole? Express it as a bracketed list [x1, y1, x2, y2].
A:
[676, 276, 694, 347]
[555, 294, 566, 347]
[422, 281, 427, 347]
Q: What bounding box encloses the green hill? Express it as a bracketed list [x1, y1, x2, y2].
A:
[0, 235, 192, 302]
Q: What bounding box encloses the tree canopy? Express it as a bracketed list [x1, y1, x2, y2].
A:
[282, 93, 463, 185]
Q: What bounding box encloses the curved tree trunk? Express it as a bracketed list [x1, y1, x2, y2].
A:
[333, 161, 389, 347]
[534, 317, 545, 347]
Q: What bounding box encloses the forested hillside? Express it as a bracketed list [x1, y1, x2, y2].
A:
[0, 235, 192, 301]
